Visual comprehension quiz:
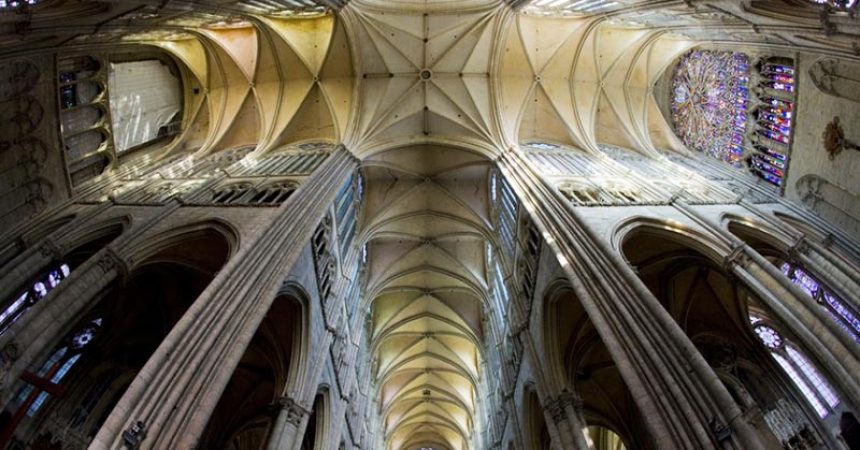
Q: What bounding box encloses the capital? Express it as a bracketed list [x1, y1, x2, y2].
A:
[275, 396, 310, 425]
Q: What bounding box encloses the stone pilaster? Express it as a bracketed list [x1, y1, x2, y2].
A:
[90, 148, 358, 449]
[266, 395, 311, 450]
[497, 149, 766, 450]
[731, 259, 860, 408]
[544, 391, 590, 450]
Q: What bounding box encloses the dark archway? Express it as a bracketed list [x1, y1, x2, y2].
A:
[523, 387, 551, 450]
[547, 285, 647, 449]
[622, 226, 846, 448]
[299, 392, 326, 450]
[729, 221, 860, 342]
[0, 222, 124, 337]
[199, 291, 303, 450]
[0, 227, 231, 449]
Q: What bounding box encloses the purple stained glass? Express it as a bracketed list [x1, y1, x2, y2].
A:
[671, 50, 750, 167]
[0, 263, 71, 336]
[755, 324, 783, 349]
[781, 263, 859, 341]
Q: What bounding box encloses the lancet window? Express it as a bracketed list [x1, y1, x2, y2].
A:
[335, 175, 359, 257]
[748, 57, 796, 187]
[487, 243, 511, 325]
[2, 317, 102, 441]
[750, 316, 841, 419]
[108, 59, 182, 154]
[559, 183, 603, 206]
[229, 151, 329, 177]
[0, 0, 37, 9]
[525, 143, 596, 177]
[212, 183, 254, 205]
[59, 56, 110, 185]
[491, 171, 519, 260]
[249, 181, 297, 205]
[809, 0, 857, 11]
[780, 262, 860, 342]
[0, 264, 70, 336]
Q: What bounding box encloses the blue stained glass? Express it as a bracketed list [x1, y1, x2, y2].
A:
[36, 347, 67, 377]
[50, 354, 81, 383]
[0, 263, 72, 336]
[781, 263, 859, 341]
[26, 392, 49, 417]
[671, 50, 750, 166]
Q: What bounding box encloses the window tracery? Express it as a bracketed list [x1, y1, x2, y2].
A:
[230, 149, 330, 177]
[747, 57, 796, 187]
[249, 181, 297, 205]
[211, 182, 254, 205]
[525, 143, 596, 177]
[749, 315, 840, 419]
[8, 317, 102, 430]
[491, 171, 519, 260]
[58, 56, 111, 186]
[809, 0, 857, 11]
[334, 175, 358, 257]
[0, 0, 38, 10]
[671, 50, 797, 188]
[780, 262, 860, 341]
[671, 50, 749, 167]
[0, 263, 70, 336]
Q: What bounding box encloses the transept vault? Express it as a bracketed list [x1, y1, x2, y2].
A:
[0, 1, 858, 450]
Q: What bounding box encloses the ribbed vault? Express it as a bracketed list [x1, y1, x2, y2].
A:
[129, 12, 353, 158]
[361, 144, 493, 450]
[498, 14, 693, 155]
[342, 2, 505, 155]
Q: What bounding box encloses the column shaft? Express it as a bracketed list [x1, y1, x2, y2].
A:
[498, 150, 764, 450]
[90, 148, 357, 449]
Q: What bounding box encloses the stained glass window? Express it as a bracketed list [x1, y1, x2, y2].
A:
[755, 324, 783, 349]
[810, 0, 857, 10]
[750, 316, 841, 418]
[781, 262, 860, 342]
[487, 243, 510, 324]
[1, 264, 71, 336]
[11, 316, 102, 424]
[0, 0, 38, 10]
[671, 50, 750, 167]
[746, 58, 796, 187]
[493, 173, 518, 257]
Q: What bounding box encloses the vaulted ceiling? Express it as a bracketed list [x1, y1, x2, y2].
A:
[4, 1, 857, 449]
[98, 1, 699, 162]
[361, 145, 492, 450]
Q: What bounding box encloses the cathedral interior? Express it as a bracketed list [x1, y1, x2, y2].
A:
[0, 0, 859, 449]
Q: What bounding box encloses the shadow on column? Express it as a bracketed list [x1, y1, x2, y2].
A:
[622, 226, 847, 448]
[198, 290, 303, 449]
[299, 392, 325, 450]
[546, 284, 649, 449]
[0, 226, 231, 449]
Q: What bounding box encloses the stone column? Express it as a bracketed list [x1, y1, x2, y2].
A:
[497, 149, 766, 450]
[266, 395, 311, 450]
[0, 237, 63, 306]
[672, 201, 860, 409]
[90, 148, 358, 450]
[0, 199, 182, 403]
[0, 200, 114, 304]
[730, 258, 860, 408]
[545, 391, 590, 450]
